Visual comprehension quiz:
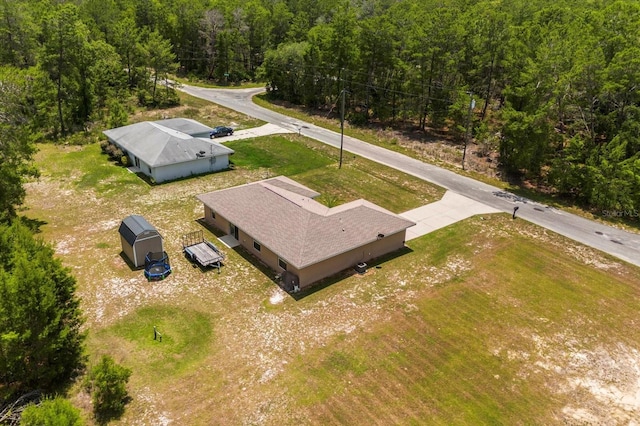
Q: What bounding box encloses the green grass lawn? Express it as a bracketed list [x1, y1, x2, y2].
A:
[268, 217, 640, 424]
[227, 134, 443, 212]
[23, 104, 640, 425]
[94, 305, 214, 380]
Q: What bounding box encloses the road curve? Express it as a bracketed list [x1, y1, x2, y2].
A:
[180, 85, 640, 267]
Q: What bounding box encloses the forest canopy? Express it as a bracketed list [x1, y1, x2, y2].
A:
[1, 0, 639, 215]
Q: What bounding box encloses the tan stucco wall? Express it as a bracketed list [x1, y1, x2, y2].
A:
[204, 205, 283, 276]
[203, 205, 231, 236]
[296, 231, 406, 288]
[202, 205, 407, 289]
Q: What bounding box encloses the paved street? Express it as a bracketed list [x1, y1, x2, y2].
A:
[180, 85, 640, 267]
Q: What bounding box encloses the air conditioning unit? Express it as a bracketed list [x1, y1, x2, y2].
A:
[355, 262, 367, 274]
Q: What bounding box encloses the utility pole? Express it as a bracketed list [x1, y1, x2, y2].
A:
[339, 87, 345, 169]
[462, 93, 475, 171]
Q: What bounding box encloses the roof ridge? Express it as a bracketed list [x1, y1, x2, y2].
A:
[148, 121, 191, 140]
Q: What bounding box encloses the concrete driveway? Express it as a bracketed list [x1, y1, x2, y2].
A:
[400, 191, 501, 240]
[214, 123, 293, 142]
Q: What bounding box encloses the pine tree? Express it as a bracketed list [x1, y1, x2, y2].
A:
[0, 220, 85, 400]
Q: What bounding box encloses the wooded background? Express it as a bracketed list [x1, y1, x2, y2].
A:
[1, 0, 639, 214]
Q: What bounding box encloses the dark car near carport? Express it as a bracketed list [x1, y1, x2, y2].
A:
[210, 126, 234, 138]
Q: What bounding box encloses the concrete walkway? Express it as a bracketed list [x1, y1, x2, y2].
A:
[218, 234, 240, 248]
[400, 191, 501, 241]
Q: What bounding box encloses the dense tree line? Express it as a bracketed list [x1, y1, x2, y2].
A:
[1, 0, 639, 214]
[258, 0, 640, 214]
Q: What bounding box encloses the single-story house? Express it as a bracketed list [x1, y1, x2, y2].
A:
[119, 215, 164, 268]
[197, 176, 415, 290]
[103, 118, 234, 183]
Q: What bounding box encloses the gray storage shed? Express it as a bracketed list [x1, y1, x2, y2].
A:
[119, 215, 164, 268]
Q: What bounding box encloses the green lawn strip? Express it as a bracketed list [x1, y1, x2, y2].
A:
[227, 135, 443, 212]
[273, 219, 639, 424]
[227, 135, 334, 176]
[35, 143, 147, 197]
[91, 305, 215, 382]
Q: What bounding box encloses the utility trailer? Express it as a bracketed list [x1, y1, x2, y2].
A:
[182, 231, 225, 270]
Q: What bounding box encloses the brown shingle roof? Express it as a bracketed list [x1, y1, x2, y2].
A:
[197, 177, 415, 268]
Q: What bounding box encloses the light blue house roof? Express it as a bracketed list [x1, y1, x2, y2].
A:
[154, 118, 213, 137]
[103, 119, 234, 167]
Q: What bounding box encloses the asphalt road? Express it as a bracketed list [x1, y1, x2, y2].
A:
[181, 85, 640, 267]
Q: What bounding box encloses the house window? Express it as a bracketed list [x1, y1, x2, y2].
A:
[278, 258, 287, 270]
[253, 241, 261, 252]
[210, 210, 216, 219]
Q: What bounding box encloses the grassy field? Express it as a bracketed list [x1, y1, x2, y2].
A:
[22, 110, 640, 425]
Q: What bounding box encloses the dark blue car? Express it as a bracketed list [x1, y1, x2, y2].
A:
[210, 126, 234, 138]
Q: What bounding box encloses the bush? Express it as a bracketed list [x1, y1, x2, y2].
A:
[63, 132, 92, 146]
[136, 88, 152, 106]
[104, 144, 117, 158]
[104, 145, 123, 161]
[100, 140, 110, 153]
[120, 155, 129, 166]
[84, 355, 131, 422]
[347, 111, 368, 127]
[21, 397, 84, 426]
[107, 100, 128, 129]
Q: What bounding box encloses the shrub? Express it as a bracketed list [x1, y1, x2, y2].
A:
[84, 355, 131, 422]
[21, 396, 84, 426]
[100, 140, 110, 153]
[107, 100, 128, 129]
[347, 111, 368, 127]
[64, 132, 91, 146]
[136, 88, 152, 106]
[105, 145, 124, 161]
[120, 155, 129, 166]
[104, 144, 117, 158]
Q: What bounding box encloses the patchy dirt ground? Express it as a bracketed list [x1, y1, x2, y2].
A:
[22, 143, 640, 425]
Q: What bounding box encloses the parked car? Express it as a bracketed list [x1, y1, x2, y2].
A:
[210, 126, 234, 138]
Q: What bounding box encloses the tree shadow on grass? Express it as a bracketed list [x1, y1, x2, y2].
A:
[18, 215, 48, 233]
[94, 395, 133, 426]
[119, 251, 143, 271]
